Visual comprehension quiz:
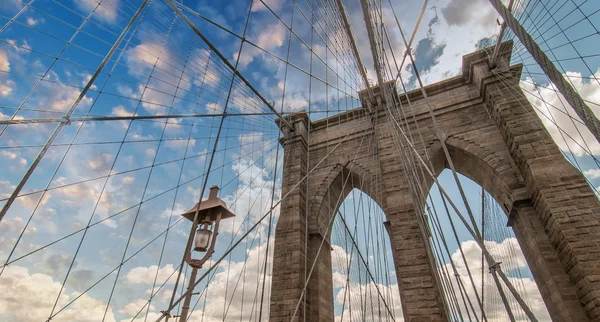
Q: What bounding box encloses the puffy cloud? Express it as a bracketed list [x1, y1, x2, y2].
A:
[520, 70, 600, 156]
[0, 150, 17, 160]
[0, 216, 37, 235]
[234, 22, 287, 68]
[76, 0, 120, 22]
[206, 102, 223, 114]
[88, 153, 115, 173]
[17, 191, 51, 211]
[34, 72, 93, 112]
[122, 176, 135, 185]
[125, 264, 178, 285]
[0, 78, 15, 96]
[0, 48, 14, 96]
[119, 299, 156, 316]
[344, 4, 406, 87]
[26, 17, 40, 26]
[405, 13, 446, 87]
[124, 43, 214, 115]
[0, 48, 9, 71]
[273, 81, 308, 112]
[584, 168, 600, 179]
[441, 0, 497, 30]
[117, 85, 138, 100]
[6, 39, 31, 53]
[251, 0, 282, 13]
[165, 138, 196, 151]
[53, 177, 98, 201]
[220, 159, 279, 234]
[111, 105, 134, 129]
[236, 132, 275, 164]
[145, 148, 156, 158]
[331, 244, 350, 272]
[0, 265, 116, 322]
[112, 105, 133, 117]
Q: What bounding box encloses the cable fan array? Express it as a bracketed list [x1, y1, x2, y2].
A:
[0, 0, 597, 321]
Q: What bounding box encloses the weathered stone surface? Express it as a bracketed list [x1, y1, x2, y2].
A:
[269, 42, 600, 322]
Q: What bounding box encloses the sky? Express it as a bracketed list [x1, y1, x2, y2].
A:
[0, 0, 598, 321]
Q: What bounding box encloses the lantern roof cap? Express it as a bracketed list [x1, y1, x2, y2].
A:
[181, 186, 235, 222]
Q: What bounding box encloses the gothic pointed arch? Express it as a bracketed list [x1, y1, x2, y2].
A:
[308, 161, 384, 239]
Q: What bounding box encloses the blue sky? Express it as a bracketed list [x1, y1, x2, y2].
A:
[0, 0, 598, 321]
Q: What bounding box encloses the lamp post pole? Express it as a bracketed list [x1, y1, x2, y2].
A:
[178, 216, 221, 322]
[174, 185, 236, 322]
[179, 266, 199, 322]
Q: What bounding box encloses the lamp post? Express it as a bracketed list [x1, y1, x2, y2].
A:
[178, 185, 235, 322]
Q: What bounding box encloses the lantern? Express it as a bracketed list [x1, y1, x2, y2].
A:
[194, 226, 212, 252]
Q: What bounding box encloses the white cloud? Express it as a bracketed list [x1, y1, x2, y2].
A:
[76, 0, 120, 22]
[125, 264, 177, 285]
[520, 70, 600, 156]
[145, 148, 156, 158]
[117, 85, 138, 100]
[441, 0, 497, 30]
[0, 79, 15, 96]
[0, 150, 17, 160]
[6, 39, 31, 53]
[36, 72, 93, 112]
[122, 176, 135, 184]
[206, 102, 222, 114]
[124, 43, 199, 115]
[26, 17, 39, 26]
[251, 0, 282, 12]
[88, 153, 114, 172]
[238, 132, 266, 159]
[17, 191, 51, 211]
[111, 105, 134, 129]
[584, 168, 600, 179]
[220, 159, 279, 234]
[0, 48, 9, 71]
[234, 22, 287, 68]
[165, 138, 195, 150]
[0, 216, 37, 235]
[0, 265, 116, 322]
[53, 177, 98, 201]
[273, 81, 308, 112]
[161, 117, 184, 134]
[0, 48, 14, 96]
[119, 299, 155, 316]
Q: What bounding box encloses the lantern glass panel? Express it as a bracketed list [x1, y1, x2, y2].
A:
[194, 228, 212, 252]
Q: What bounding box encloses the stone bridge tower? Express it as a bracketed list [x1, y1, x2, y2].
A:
[268, 43, 600, 322]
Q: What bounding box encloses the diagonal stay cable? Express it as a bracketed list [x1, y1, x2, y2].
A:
[163, 0, 292, 130]
[0, 0, 151, 223]
[2, 138, 279, 269]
